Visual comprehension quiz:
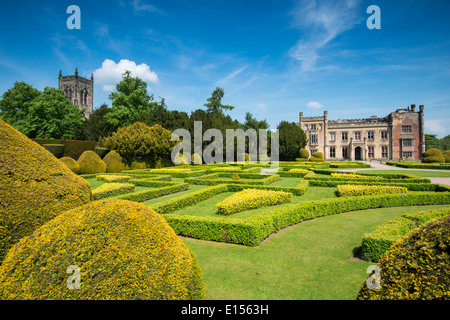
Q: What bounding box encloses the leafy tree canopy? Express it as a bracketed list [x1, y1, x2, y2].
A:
[105, 70, 157, 127]
[277, 121, 307, 161]
[204, 87, 235, 115]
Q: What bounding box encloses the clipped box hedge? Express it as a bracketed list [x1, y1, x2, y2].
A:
[162, 191, 450, 246]
[92, 182, 135, 200]
[115, 183, 189, 203]
[337, 185, 408, 197]
[216, 189, 293, 215]
[96, 175, 132, 183]
[331, 172, 383, 180]
[185, 173, 280, 186]
[361, 207, 450, 262]
[308, 179, 449, 191]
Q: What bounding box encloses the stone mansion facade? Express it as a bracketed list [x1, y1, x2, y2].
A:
[298, 105, 425, 162]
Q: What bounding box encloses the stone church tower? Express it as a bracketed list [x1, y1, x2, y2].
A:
[58, 68, 94, 118]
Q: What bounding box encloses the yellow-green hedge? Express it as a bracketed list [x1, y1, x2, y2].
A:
[60, 156, 81, 174]
[357, 215, 450, 300]
[0, 199, 205, 300]
[337, 185, 408, 197]
[216, 188, 293, 215]
[331, 172, 383, 180]
[77, 150, 107, 174]
[96, 174, 132, 183]
[92, 182, 135, 200]
[0, 119, 92, 262]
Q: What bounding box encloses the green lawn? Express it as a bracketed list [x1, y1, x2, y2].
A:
[183, 204, 450, 300]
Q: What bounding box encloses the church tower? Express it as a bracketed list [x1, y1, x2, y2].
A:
[58, 68, 94, 118]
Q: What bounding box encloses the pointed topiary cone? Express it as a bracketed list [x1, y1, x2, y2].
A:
[0, 119, 92, 262]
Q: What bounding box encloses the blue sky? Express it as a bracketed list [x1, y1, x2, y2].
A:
[1, 0, 449, 137]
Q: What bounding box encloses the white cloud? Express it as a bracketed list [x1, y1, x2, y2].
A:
[102, 84, 116, 92]
[425, 119, 448, 136]
[289, 0, 362, 72]
[93, 59, 159, 88]
[307, 101, 324, 109]
[132, 0, 159, 13]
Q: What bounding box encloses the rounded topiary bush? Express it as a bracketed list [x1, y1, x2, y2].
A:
[298, 148, 310, 159]
[357, 215, 450, 300]
[0, 119, 92, 262]
[103, 150, 128, 173]
[0, 199, 205, 300]
[77, 150, 107, 174]
[60, 156, 81, 174]
[310, 152, 325, 162]
[422, 148, 445, 163]
[443, 150, 450, 163]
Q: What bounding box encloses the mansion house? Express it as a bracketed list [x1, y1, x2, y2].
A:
[298, 105, 425, 162]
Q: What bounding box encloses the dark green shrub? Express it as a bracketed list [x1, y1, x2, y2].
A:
[423, 148, 445, 163]
[358, 215, 450, 300]
[232, 172, 240, 181]
[42, 144, 65, 158]
[0, 119, 92, 262]
[0, 199, 205, 300]
[94, 147, 109, 159]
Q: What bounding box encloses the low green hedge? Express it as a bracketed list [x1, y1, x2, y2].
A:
[216, 189, 292, 215]
[360, 207, 450, 262]
[151, 185, 229, 214]
[337, 185, 408, 197]
[185, 173, 280, 186]
[226, 180, 309, 196]
[92, 183, 135, 200]
[115, 183, 189, 202]
[96, 175, 132, 183]
[308, 179, 449, 191]
[163, 192, 450, 246]
[329, 162, 371, 168]
[386, 162, 450, 170]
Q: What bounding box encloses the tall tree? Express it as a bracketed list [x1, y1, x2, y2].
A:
[80, 103, 116, 141]
[139, 99, 189, 132]
[21, 87, 85, 139]
[425, 134, 442, 151]
[277, 121, 307, 161]
[204, 87, 235, 115]
[0, 81, 40, 131]
[105, 70, 157, 127]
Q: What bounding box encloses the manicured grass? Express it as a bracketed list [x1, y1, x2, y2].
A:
[357, 169, 450, 178]
[183, 204, 450, 300]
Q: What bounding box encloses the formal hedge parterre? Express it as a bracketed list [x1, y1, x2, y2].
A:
[216, 189, 293, 215]
[92, 183, 135, 200]
[360, 207, 450, 262]
[337, 185, 408, 197]
[162, 192, 450, 246]
[226, 180, 309, 196]
[308, 179, 449, 191]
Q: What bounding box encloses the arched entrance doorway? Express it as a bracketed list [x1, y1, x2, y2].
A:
[355, 146, 363, 161]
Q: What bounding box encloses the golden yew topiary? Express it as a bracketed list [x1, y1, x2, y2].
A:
[77, 150, 107, 174]
[102, 150, 128, 173]
[0, 119, 92, 262]
[0, 199, 205, 300]
[60, 156, 81, 174]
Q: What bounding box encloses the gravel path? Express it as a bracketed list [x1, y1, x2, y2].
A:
[332, 161, 450, 186]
